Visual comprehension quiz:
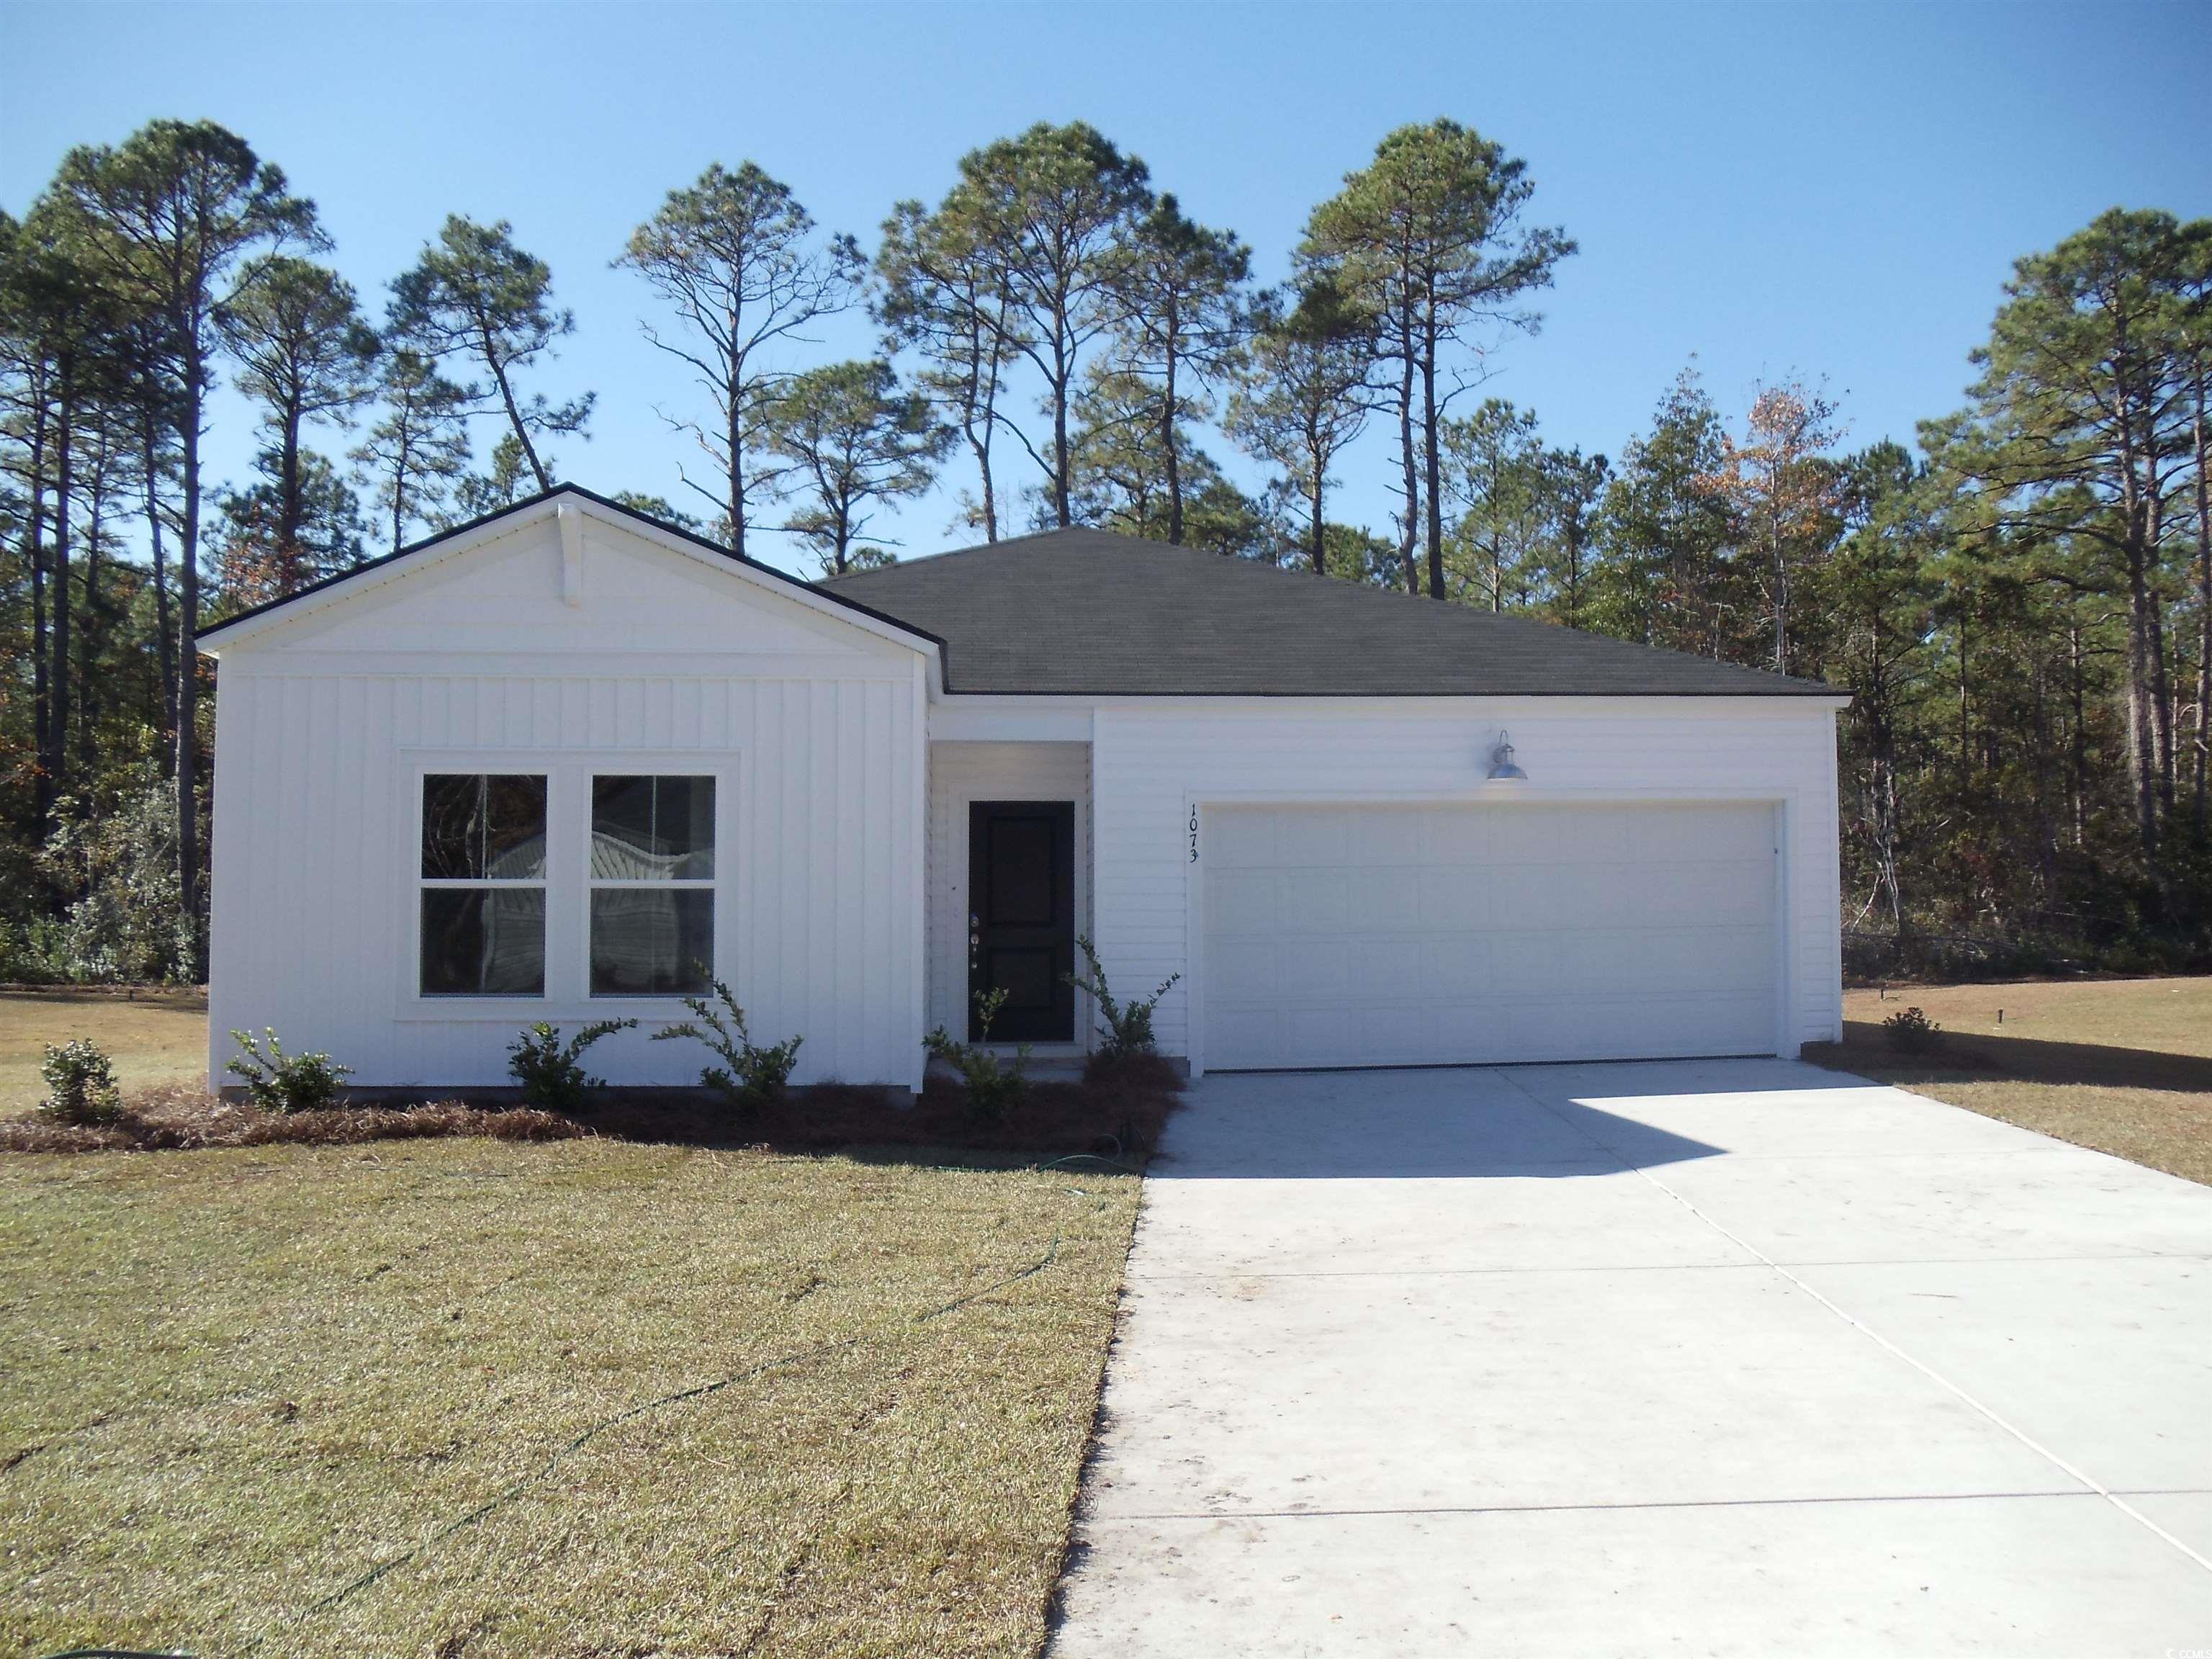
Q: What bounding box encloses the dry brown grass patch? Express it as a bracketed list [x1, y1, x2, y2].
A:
[0, 1083, 584, 1155]
[1, 1135, 1141, 1656]
[1805, 975, 2212, 1184]
[0, 986, 207, 1113]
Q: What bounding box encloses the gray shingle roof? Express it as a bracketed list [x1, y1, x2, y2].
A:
[819, 526, 1835, 698]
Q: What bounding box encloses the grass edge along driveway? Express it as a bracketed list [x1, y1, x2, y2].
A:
[1805, 975, 2212, 1186]
[1, 1136, 1141, 1658]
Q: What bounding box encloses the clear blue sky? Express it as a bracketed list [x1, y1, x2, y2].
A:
[4, 0, 2208, 578]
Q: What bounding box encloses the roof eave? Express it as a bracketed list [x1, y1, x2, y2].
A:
[196, 484, 947, 662]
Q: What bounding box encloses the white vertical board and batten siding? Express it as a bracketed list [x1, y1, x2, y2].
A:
[1088, 701, 1843, 1072]
[207, 507, 930, 1089]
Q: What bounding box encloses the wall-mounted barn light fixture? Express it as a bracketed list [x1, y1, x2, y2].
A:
[1487, 730, 1527, 781]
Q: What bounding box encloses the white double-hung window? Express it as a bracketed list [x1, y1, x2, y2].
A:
[419, 773, 548, 996]
[588, 775, 716, 996]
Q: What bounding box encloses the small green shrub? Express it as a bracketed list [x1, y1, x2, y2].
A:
[226, 1028, 354, 1113]
[506, 1019, 637, 1113]
[1881, 1005, 1942, 1053]
[651, 972, 804, 1112]
[923, 987, 1029, 1124]
[38, 1038, 125, 1125]
[1065, 934, 1179, 1060]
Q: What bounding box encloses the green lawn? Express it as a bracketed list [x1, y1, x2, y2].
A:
[1, 1137, 1140, 1657]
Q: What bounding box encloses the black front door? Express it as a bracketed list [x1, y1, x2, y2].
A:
[968, 801, 1075, 1042]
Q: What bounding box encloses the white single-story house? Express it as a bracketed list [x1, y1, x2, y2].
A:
[198, 485, 1847, 1093]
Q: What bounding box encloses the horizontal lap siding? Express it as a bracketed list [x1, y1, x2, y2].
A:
[1089, 705, 1843, 1061]
[207, 670, 923, 1089]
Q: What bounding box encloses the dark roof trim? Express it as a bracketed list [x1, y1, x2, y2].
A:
[890, 687, 1848, 699]
[194, 483, 949, 665]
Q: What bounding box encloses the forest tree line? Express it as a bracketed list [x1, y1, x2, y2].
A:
[3, 116, 2208, 984]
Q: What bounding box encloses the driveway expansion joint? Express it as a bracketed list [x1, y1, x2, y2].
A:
[1105, 1488, 2212, 1524]
[1055, 1061, 2212, 1654]
[1133, 1249, 2203, 1282]
[1491, 1065, 2212, 1578]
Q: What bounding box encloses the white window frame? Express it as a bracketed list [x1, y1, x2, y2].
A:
[415, 770, 550, 1000]
[585, 772, 720, 1000]
[396, 751, 739, 1022]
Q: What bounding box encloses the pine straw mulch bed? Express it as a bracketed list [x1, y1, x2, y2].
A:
[0, 1054, 1185, 1164]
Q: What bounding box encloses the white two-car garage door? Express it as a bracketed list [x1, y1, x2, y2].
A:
[1200, 801, 1780, 1070]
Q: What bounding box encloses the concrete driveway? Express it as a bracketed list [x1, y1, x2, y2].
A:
[1051, 1060, 2212, 1657]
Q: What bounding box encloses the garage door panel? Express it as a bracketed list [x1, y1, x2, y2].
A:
[1208, 809, 1279, 868]
[1567, 809, 1646, 862]
[1352, 1001, 1433, 1060]
[1595, 929, 1758, 992]
[1656, 864, 1774, 927]
[1592, 992, 1771, 1056]
[1202, 803, 1779, 1069]
[1210, 938, 1282, 1002]
[1424, 874, 1491, 931]
[1640, 927, 1773, 991]
[1276, 809, 1352, 866]
[1485, 809, 1565, 861]
[1420, 809, 1490, 865]
[1419, 935, 1493, 996]
[1683, 808, 1776, 862]
[1232, 1004, 1352, 1068]
[1491, 873, 1639, 932]
[1488, 880, 1552, 931]
[1209, 1004, 1281, 1067]
[1353, 938, 1429, 999]
[1208, 868, 1278, 935]
[1542, 934, 1663, 999]
[1278, 940, 1353, 1000]
[1354, 810, 1426, 866]
[1490, 930, 1577, 996]
[1292, 1010, 1358, 1066]
[1278, 871, 1349, 932]
[1348, 867, 1426, 930]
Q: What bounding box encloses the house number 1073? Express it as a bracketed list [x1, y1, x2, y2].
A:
[1189, 805, 1200, 862]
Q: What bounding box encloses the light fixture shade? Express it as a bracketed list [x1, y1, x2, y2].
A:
[1488, 730, 1527, 781]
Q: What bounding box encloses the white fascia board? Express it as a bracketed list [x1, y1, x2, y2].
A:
[198, 488, 943, 675]
[196, 513, 536, 655]
[930, 691, 1845, 740]
[1085, 693, 1851, 719]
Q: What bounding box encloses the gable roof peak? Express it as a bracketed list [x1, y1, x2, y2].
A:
[195, 480, 943, 656]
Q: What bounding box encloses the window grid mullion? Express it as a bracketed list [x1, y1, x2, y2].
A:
[420, 770, 549, 999]
[588, 773, 716, 998]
